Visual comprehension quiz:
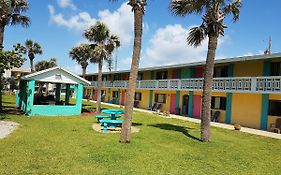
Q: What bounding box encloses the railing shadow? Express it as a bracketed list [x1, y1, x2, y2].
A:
[149, 123, 201, 142]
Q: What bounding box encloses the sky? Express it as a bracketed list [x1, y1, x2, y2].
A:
[3, 0, 281, 74]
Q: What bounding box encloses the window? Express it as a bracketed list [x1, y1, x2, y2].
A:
[156, 71, 168, 80]
[101, 90, 106, 96]
[270, 62, 281, 76]
[137, 73, 143, 80]
[214, 66, 228, 77]
[211, 97, 226, 110]
[112, 91, 119, 98]
[102, 75, 107, 81]
[155, 94, 166, 103]
[113, 74, 121, 80]
[268, 100, 281, 116]
[135, 92, 142, 101]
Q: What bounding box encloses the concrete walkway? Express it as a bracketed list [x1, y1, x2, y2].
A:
[88, 100, 281, 140]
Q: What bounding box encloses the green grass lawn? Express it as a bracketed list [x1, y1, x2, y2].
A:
[0, 95, 280, 175]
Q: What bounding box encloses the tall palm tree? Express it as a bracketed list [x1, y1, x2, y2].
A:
[84, 22, 120, 112]
[110, 0, 147, 143]
[170, 0, 242, 142]
[69, 43, 91, 78]
[107, 35, 121, 72]
[0, 0, 30, 112]
[20, 39, 43, 72]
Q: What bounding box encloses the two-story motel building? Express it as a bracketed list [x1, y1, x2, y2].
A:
[83, 53, 281, 131]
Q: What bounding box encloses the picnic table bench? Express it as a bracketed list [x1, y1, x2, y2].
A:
[100, 119, 123, 133]
[95, 115, 121, 124]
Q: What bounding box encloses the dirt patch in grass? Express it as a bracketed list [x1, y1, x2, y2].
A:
[0, 121, 19, 139]
[92, 123, 140, 133]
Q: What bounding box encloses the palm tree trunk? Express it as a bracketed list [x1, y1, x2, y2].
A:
[96, 60, 103, 112]
[120, 7, 143, 143]
[82, 66, 86, 79]
[0, 25, 4, 112]
[0, 25, 4, 50]
[201, 33, 218, 142]
[30, 58, 34, 73]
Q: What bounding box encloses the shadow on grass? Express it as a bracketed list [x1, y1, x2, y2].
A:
[149, 123, 201, 142]
[132, 122, 143, 126]
[1, 105, 24, 116]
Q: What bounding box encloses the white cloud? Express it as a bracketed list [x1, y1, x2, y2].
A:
[140, 24, 225, 68]
[57, 0, 77, 10]
[48, 5, 96, 31]
[48, 2, 134, 46]
[66, 65, 82, 75]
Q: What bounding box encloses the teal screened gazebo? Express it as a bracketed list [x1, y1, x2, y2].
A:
[16, 66, 91, 116]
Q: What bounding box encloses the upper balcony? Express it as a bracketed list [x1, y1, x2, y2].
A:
[89, 76, 281, 94]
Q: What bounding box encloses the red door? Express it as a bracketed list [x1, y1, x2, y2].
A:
[193, 95, 201, 118]
[172, 69, 178, 79]
[195, 67, 203, 78]
[121, 90, 125, 105]
[93, 89, 98, 101]
[170, 94, 176, 114]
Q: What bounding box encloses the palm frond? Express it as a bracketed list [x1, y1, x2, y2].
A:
[223, 0, 242, 22]
[10, 14, 30, 27]
[170, 0, 207, 17]
[84, 21, 110, 43]
[128, 0, 147, 13]
[187, 25, 207, 47]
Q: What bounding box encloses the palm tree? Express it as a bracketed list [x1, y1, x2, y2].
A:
[107, 35, 121, 72]
[84, 22, 120, 112]
[170, 0, 242, 142]
[0, 0, 30, 112]
[20, 39, 43, 72]
[110, 0, 147, 143]
[35, 58, 57, 71]
[0, 0, 30, 50]
[69, 44, 91, 78]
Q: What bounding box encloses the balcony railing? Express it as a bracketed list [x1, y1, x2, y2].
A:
[88, 76, 281, 94]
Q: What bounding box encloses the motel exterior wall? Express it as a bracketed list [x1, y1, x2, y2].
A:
[83, 54, 281, 131]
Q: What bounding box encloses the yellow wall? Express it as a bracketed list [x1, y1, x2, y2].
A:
[267, 116, 280, 131]
[231, 93, 262, 129]
[152, 90, 173, 112]
[136, 90, 150, 109]
[233, 61, 263, 77]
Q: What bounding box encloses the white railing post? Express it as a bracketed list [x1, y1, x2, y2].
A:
[251, 77, 257, 92]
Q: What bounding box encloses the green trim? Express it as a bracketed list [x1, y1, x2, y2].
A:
[55, 83, 61, 103]
[26, 80, 35, 115]
[260, 94, 269, 130]
[188, 91, 193, 117]
[149, 90, 153, 107]
[190, 68, 195, 78]
[263, 60, 270, 76]
[176, 91, 180, 109]
[228, 64, 234, 77]
[65, 84, 71, 104]
[181, 67, 191, 78]
[225, 93, 232, 124]
[150, 71, 155, 80]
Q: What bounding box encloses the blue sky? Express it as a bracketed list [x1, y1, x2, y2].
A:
[3, 0, 281, 74]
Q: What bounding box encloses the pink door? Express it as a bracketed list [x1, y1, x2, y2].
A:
[172, 69, 178, 79]
[93, 89, 98, 101]
[195, 67, 203, 78]
[121, 90, 125, 105]
[193, 95, 201, 118]
[170, 94, 176, 114]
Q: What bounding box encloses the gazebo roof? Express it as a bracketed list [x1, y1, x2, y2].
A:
[22, 66, 91, 85]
